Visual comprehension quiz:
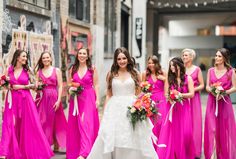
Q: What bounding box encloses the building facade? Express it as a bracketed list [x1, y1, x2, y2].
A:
[2, 0, 60, 66]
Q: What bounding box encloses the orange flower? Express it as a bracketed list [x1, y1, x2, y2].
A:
[211, 81, 222, 87]
[71, 82, 81, 88]
[134, 99, 142, 109]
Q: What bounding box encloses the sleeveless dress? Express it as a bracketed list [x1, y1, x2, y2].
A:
[36, 67, 67, 148]
[189, 66, 202, 157]
[66, 69, 100, 159]
[204, 68, 236, 159]
[0, 65, 54, 159]
[87, 75, 158, 159]
[157, 75, 194, 159]
[147, 76, 167, 149]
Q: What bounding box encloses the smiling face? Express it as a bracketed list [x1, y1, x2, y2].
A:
[215, 51, 224, 65]
[148, 59, 155, 72]
[170, 61, 176, 73]
[17, 51, 27, 65]
[41, 52, 52, 67]
[117, 53, 128, 69]
[77, 48, 88, 64]
[182, 51, 192, 64]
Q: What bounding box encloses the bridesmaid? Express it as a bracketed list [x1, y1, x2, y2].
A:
[66, 48, 100, 159]
[35, 51, 67, 151]
[0, 49, 53, 159]
[204, 48, 236, 159]
[182, 48, 204, 158]
[157, 57, 194, 159]
[142, 55, 167, 147]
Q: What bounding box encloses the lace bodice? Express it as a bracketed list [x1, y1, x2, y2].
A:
[112, 76, 135, 96]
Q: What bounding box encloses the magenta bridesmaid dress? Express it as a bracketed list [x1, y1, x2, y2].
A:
[0, 65, 54, 159]
[189, 67, 202, 157]
[66, 69, 99, 159]
[157, 75, 194, 159]
[147, 76, 167, 150]
[204, 68, 236, 159]
[36, 67, 67, 148]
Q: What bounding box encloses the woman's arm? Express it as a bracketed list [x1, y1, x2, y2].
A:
[93, 68, 100, 107]
[182, 76, 194, 98]
[141, 72, 146, 81]
[194, 68, 204, 92]
[103, 72, 112, 109]
[56, 68, 63, 102]
[135, 72, 142, 95]
[205, 69, 211, 93]
[225, 70, 236, 95]
[53, 68, 63, 111]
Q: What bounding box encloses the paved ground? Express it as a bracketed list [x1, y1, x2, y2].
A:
[0, 93, 235, 158]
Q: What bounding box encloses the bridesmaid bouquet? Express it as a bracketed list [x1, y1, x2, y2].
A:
[36, 78, 47, 91]
[69, 82, 84, 97]
[0, 75, 10, 90]
[127, 93, 157, 129]
[140, 81, 152, 93]
[210, 81, 227, 116]
[168, 89, 183, 103]
[210, 81, 226, 97]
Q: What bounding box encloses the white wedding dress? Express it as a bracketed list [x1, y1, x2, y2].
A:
[87, 76, 158, 159]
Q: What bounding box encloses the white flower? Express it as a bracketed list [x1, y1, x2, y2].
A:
[130, 107, 136, 113]
[69, 87, 77, 94]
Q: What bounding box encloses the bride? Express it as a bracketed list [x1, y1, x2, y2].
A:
[87, 47, 158, 159]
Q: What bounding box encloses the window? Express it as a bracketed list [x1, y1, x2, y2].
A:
[19, 0, 50, 9]
[69, 0, 90, 22]
[104, 0, 116, 54]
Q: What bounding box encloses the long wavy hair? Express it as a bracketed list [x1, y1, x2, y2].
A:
[146, 55, 163, 78]
[11, 49, 29, 71]
[34, 51, 52, 72]
[215, 48, 231, 71]
[168, 57, 186, 91]
[107, 47, 139, 91]
[71, 48, 92, 77]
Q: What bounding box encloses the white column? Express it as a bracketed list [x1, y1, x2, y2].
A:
[132, 0, 147, 72]
[159, 26, 170, 71]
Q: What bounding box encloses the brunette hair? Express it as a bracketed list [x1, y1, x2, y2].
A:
[168, 57, 186, 91]
[107, 47, 139, 91]
[216, 48, 231, 71]
[146, 55, 163, 78]
[71, 48, 92, 77]
[11, 49, 29, 71]
[34, 51, 52, 72]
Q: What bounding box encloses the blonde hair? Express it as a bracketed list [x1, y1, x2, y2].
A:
[182, 48, 196, 59]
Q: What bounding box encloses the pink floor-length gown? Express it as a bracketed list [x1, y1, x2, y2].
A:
[0, 65, 54, 159]
[147, 76, 167, 150]
[36, 67, 67, 148]
[204, 67, 236, 159]
[189, 67, 202, 157]
[157, 75, 194, 159]
[66, 69, 99, 159]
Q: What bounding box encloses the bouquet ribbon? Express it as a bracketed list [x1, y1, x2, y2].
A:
[73, 95, 79, 116]
[164, 102, 176, 124]
[215, 94, 228, 117]
[35, 91, 43, 106]
[7, 90, 12, 109]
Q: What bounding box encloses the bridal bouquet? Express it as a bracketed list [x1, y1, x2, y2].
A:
[210, 81, 226, 97]
[140, 81, 152, 93]
[168, 89, 183, 103]
[0, 75, 10, 90]
[127, 93, 157, 129]
[69, 81, 84, 97]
